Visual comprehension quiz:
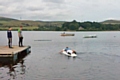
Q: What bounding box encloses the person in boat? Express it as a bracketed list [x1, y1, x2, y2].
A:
[64, 47, 76, 55]
[64, 47, 70, 51]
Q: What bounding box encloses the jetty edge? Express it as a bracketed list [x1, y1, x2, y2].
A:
[0, 45, 31, 61]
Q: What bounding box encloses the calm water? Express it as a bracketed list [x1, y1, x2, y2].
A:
[0, 31, 120, 80]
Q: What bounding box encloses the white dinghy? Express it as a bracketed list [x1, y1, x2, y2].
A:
[61, 49, 77, 57]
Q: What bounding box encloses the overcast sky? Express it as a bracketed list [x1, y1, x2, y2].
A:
[0, 0, 120, 22]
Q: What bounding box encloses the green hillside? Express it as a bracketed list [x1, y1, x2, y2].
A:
[101, 20, 120, 24]
[0, 17, 65, 31]
[0, 17, 17, 21]
[1, 16, 120, 31]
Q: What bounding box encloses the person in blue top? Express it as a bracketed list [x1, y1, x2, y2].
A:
[64, 47, 71, 51]
[7, 27, 12, 48]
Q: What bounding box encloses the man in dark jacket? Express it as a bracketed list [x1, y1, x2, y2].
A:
[7, 27, 12, 48]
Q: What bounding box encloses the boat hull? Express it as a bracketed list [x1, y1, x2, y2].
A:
[61, 34, 75, 36]
[62, 50, 77, 57]
[83, 35, 97, 38]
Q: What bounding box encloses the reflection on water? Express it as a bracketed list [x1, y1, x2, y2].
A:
[20, 60, 26, 75]
[0, 52, 30, 80]
[8, 64, 16, 79]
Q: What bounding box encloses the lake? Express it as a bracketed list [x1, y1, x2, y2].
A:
[0, 31, 120, 80]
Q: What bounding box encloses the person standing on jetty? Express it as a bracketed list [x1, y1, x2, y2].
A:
[7, 27, 13, 48]
[18, 26, 23, 47]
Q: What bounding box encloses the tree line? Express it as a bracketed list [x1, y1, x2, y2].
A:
[60, 20, 120, 31]
[1, 20, 120, 31]
[37, 20, 120, 31]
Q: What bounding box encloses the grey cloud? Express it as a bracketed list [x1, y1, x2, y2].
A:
[42, 0, 65, 4]
[0, 0, 120, 21]
[42, 0, 67, 10]
[0, 0, 25, 12]
[0, 0, 71, 21]
[26, 6, 44, 11]
[0, 0, 24, 6]
[28, 14, 69, 21]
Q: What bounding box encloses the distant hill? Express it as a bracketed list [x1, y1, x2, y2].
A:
[0, 17, 65, 27]
[0, 16, 65, 30]
[101, 20, 120, 24]
[1, 16, 120, 31]
[0, 17, 18, 21]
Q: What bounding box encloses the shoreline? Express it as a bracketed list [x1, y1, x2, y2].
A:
[0, 30, 120, 32]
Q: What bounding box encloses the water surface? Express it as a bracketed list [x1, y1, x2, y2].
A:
[0, 31, 120, 80]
